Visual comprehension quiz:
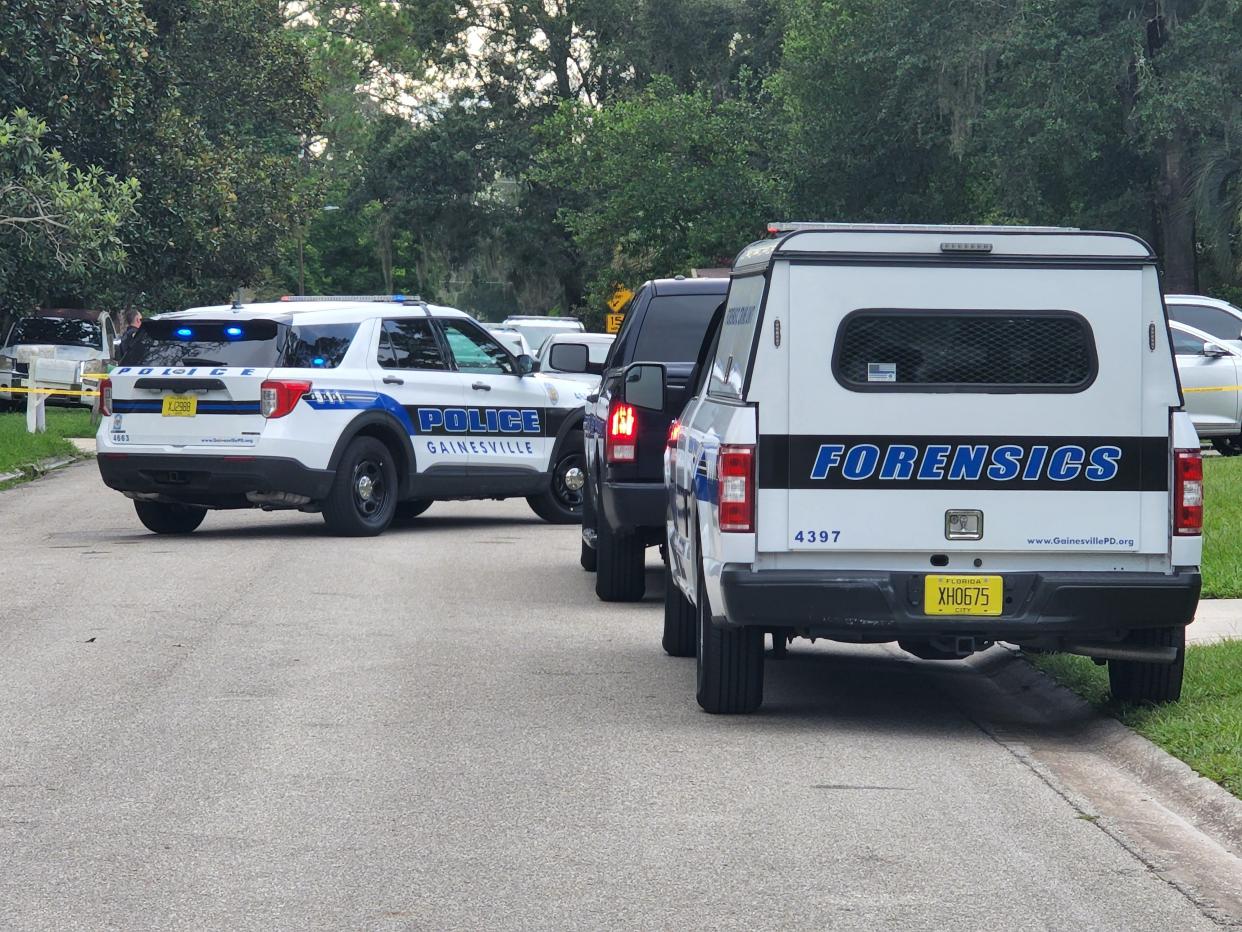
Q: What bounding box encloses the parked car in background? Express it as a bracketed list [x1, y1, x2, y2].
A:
[1171, 320, 1242, 455]
[0, 309, 116, 410]
[1166, 295, 1242, 350]
[537, 332, 614, 386]
[486, 326, 533, 359]
[565, 276, 728, 601]
[500, 315, 584, 352]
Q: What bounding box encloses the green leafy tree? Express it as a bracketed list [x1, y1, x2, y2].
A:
[536, 79, 784, 323]
[0, 111, 138, 311]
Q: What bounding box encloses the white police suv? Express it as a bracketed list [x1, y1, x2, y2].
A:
[97, 296, 589, 536]
[664, 224, 1203, 713]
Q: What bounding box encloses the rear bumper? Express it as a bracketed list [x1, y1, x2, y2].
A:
[718, 568, 1201, 642]
[600, 480, 666, 535]
[97, 453, 333, 508]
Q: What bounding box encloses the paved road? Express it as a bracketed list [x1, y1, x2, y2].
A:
[0, 462, 1228, 930]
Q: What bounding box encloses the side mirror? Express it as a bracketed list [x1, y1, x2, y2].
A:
[516, 353, 536, 376]
[1204, 343, 1231, 358]
[623, 362, 666, 411]
[549, 342, 590, 373]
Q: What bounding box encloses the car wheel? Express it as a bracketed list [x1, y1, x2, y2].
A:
[1107, 626, 1185, 704]
[527, 431, 585, 524]
[580, 480, 598, 571]
[662, 559, 696, 657]
[1211, 436, 1242, 456]
[394, 499, 433, 522]
[595, 518, 645, 602]
[322, 436, 398, 537]
[695, 551, 763, 714]
[134, 500, 207, 535]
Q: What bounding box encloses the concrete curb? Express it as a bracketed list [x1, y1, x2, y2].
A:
[0, 452, 88, 486]
[970, 648, 1242, 923]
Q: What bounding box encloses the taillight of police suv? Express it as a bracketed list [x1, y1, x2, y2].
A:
[718, 444, 755, 533]
[260, 379, 311, 419]
[97, 377, 112, 416]
[606, 401, 637, 463]
[1174, 448, 1203, 536]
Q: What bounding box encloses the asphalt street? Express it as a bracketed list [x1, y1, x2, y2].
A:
[0, 462, 1230, 930]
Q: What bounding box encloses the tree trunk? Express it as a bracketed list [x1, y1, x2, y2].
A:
[1155, 135, 1197, 294]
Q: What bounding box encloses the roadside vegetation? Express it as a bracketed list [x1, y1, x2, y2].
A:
[1204, 456, 1242, 598]
[0, 409, 95, 477]
[1033, 643, 1242, 798]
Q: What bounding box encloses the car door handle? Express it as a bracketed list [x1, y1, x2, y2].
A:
[471, 381, 492, 391]
[383, 375, 404, 385]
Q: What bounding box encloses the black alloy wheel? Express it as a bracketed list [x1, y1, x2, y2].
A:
[322, 436, 398, 536]
[527, 431, 586, 524]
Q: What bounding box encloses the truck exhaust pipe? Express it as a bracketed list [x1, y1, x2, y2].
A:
[1064, 643, 1179, 664]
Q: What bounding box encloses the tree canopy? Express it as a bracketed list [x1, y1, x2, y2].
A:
[3, 0, 1242, 322]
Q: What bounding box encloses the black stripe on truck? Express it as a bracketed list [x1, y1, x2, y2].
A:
[758, 435, 1169, 492]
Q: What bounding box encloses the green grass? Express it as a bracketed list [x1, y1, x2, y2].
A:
[0, 409, 95, 475]
[1204, 456, 1242, 598]
[1032, 642, 1242, 798]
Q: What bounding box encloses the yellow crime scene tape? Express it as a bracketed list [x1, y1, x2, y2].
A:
[2, 386, 100, 397]
[1183, 385, 1242, 393]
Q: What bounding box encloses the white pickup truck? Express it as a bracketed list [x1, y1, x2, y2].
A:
[0, 310, 116, 410]
[664, 224, 1202, 714]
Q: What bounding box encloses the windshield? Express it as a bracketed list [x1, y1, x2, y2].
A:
[122, 319, 360, 369]
[7, 317, 100, 349]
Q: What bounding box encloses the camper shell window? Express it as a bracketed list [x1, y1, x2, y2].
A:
[832, 309, 1097, 393]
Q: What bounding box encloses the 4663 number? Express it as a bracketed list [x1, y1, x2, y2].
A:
[793, 529, 841, 544]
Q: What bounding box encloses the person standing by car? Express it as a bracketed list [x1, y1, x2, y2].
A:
[116, 309, 143, 362]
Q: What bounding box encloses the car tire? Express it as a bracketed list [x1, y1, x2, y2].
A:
[1107, 626, 1186, 704]
[595, 518, 645, 602]
[580, 481, 598, 571]
[662, 559, 696, 657]
[580, 536, 597, 572]
[394, 498, 433, 522]
[1211, 436, 1242, 456]
[134, 500, 207, 535]
[695, 553, 763, 714]
[321, 436, 398, 537]
[527, 431, 585, 524]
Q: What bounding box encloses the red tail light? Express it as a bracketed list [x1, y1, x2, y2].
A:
[1173, 448, 1203, 536]
[606, 401, 637, 463]
[667, 419, 681, 447]
[98, 377, 112, 416]
[718, 444, 755, 533]
[260, 379, 311, 419]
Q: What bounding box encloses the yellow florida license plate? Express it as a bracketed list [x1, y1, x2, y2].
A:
[161, 394, 197, 417]
[924, 575, 1003, 616]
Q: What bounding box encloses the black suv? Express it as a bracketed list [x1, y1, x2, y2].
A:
[572, 277, 727, 601]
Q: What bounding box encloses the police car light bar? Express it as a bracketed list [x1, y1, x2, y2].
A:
[279, 294, 419, 303]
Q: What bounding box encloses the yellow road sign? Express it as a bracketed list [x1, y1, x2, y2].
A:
[607, 287, 634, 314]
[606, 313, 625, 334]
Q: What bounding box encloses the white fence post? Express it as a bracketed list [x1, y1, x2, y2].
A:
[26, 358, 47, 434]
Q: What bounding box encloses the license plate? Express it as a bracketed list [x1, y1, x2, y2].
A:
[161, 394, 197, 417]
[924, 575, 1003, 616]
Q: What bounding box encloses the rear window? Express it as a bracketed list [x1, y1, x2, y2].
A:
[833, 310, 1096, 393]
[8, 317, 100, 348]
[631, 294, 721, 363]
[124, 320, 359, 369]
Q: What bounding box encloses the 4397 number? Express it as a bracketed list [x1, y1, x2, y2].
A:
[793, 529, 841, 544]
